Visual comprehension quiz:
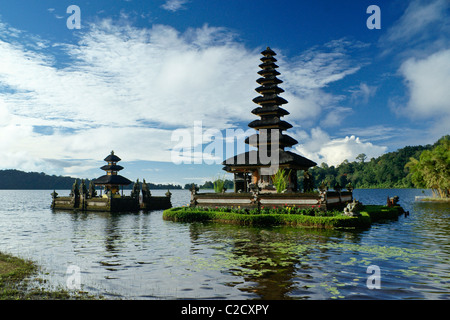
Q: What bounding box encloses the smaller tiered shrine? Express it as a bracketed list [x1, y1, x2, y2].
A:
[51, 151, 172, 212]
[92, 151, 132, 197]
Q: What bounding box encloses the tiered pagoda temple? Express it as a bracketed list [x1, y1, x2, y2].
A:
[190, 47, 352, 210]
[92, 151, 132, 197]
[223, 47, 317, 193]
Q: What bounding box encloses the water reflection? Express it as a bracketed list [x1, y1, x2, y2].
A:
[0, 190, 448, 299]
[185, 222, 378, 299]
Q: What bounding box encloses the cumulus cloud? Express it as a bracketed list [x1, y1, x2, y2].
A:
[399, 49, 450, 118]
[293, 128, 387, 166]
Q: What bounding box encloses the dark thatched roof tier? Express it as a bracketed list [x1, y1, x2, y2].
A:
[245, 132, 298, 148]
[260, 56, 277, 63]
[259, 62, 279, 69]
[251, 105, 289, 116]
[261, 47, 277, 56]
[256, 76, 283, 85]
[257, 68, 280, 77]
[252, 95, 288, 106]
[104, 152, 121, 162]
[100, 164, 124, 172]
[255, 85, 285, 95]
[222, 150, 316, 169]
[248, 118, 293, 130]
[92, 175, 132, 186]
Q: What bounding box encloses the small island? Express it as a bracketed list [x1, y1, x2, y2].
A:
[51, 151, 172, 212]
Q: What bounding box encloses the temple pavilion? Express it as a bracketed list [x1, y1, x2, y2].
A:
[223, 47, 317, 193]
[92, 151, 132, 197]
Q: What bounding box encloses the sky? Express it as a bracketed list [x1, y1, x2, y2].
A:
[0, 0, 448, 186]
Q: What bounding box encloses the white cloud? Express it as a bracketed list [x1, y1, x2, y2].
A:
[350, 83, 377, 104]
[384, 0, 448, 44]
[293, 128, 387, 166]
[277, 39, 368, 127]
[161, 0, 189, 12]
[380, 0, 450, 57]
[399, 49, 450, 118]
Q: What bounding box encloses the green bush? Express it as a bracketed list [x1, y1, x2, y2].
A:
[272, 169, 291, 193]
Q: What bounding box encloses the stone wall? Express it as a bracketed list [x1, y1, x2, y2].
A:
[190, 190, 353, 211]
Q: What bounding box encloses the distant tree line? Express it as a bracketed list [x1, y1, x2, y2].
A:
[184, 179, 234, 190]
[0, 169, 182, 190]
[301, 136, 447, 190]
[0, 170, 78, 189]
[129, 180, 183, 190]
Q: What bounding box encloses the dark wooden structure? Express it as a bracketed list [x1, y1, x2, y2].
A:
[223, 47, 316, 193]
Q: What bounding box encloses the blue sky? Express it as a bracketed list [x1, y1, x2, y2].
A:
[0, 0, 448, 186]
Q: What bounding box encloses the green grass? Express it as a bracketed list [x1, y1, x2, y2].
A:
[163, 206, 376, 229]
[360, 205, 405, 222]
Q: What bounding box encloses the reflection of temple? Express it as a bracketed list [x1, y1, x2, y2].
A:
[93, 151, 132, 197]
[51, 151, 172, 212]
[223, 48, 316, 193]
[187, 222, 343, 299]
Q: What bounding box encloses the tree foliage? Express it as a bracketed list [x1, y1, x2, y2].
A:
[405, 135, 449, 198]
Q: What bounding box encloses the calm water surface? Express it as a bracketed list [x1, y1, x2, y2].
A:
[0, 189, 448, 300]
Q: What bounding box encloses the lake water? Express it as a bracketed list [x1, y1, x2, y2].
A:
[0, 188, 448, 300]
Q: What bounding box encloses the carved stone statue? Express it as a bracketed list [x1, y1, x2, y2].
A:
[79, 179, 88, 197]
[343, 199, 363, 217]
[70, 179, 80, 198]
[88, 181, 97, 198]
[142, 179, 151, 202]
[387, 195, 399, 207]
[189, 184, 199, 206]
[131, 179, 140, 199]
[303, 170, 314, 193]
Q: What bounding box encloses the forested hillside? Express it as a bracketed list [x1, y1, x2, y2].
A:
[303, 136, 447, 189]
[0, 169, 182, 190]
[0, 170, 78, 189]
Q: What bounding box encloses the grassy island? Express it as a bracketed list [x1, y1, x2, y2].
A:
[163, 205, 405, 229]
